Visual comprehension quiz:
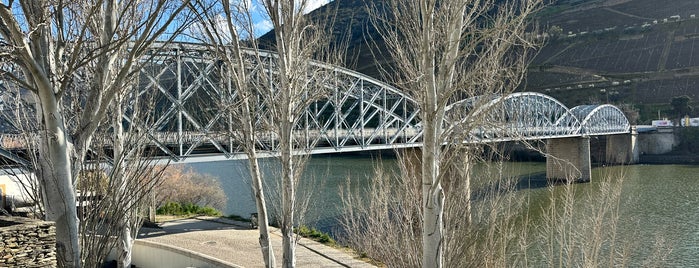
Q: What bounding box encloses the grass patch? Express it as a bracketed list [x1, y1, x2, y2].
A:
[156, 202, 222, 217]
[294, 225, 336, 246]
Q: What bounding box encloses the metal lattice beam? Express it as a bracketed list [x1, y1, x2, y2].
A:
[0, 42, 632, 164]
[128, 43, 632, 162]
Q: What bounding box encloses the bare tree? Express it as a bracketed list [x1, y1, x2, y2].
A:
[368, 0, 542, 266]
[341, 149, 536, 267]
[252, 0, 344, 267]
[257, 1, 340, 266]
[78, 86, 166, 268]
[187, 0, 278, 266]
[0, 1, 191, 266]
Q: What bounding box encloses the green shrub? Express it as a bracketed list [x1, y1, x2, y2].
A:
[197, 206, 222, 216]
[156, 202, 183, 215]
[678, 128, 699, 153]
[156, 202, 222, 216]
[294, 225, 336, 245]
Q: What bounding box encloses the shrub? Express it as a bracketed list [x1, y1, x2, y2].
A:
[677, 128, 699, 153]
[294, 225, 336, 245]
[154, 166, 227, 211]
[156, 202, 183, 215]
[339, 157, 672, 267]
[156, 201, 222, 216]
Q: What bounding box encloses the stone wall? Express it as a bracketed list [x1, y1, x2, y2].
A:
[0, 216, 56, 267]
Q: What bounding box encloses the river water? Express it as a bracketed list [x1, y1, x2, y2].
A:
[186, 155, 699, 266]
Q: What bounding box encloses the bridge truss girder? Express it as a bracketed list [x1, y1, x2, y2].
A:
[131, 43, 422, 162]
[129, 44, 631, 162]
[0, 43, 632, 164]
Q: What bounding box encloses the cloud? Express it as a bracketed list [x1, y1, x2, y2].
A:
[254, 19, 274, 36]
[211, 0, 332, 38]
[303, 0, 331, 14]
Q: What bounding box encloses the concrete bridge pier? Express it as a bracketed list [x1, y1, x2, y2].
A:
[605, 128, 639, 165]
[546, 136, 591, 183]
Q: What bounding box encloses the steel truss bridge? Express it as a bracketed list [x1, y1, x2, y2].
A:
[0, 43, 630, 164]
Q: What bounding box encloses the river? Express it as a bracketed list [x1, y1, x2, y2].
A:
[186, 155, 699, 266]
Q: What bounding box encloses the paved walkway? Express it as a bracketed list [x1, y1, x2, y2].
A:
[137, 217, 376, 268]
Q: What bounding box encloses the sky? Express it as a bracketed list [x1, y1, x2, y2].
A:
[2, 0, 334, 43]
[250, 0, 333, 36]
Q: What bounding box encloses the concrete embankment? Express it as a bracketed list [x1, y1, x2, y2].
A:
[636, 126, 699, 164]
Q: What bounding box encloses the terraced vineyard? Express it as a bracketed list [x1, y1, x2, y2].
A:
[527, 0, 699, 118]
[288, 0, 699, 122]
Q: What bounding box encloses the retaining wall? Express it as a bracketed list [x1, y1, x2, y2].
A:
[0, 216, 56, 267]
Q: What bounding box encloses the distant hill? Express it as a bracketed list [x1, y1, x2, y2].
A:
[257, 0, 388, 78]
[262, 0, 699, 119]
[527, 0, 699, 109]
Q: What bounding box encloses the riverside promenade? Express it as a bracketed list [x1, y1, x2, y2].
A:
[137, 216, 376, 268]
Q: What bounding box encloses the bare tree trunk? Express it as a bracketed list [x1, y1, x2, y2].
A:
[242, 93, 276, 267]
[249, 155, 275, 267]
[188, 1, 278, 264]
[112, 97, 134, 268]
[280, 122, 296, 268]
[462, 154, 472, 224]
[37, 88, 81, 268]
[260, 1, 324, 266]
[422, 117, 444, 268]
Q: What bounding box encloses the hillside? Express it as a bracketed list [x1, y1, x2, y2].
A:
[263, 0, 699, 121]
[257, 0, 388, 78]
[527, 0, 699, 109]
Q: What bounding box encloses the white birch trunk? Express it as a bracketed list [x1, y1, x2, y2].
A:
[421, 116, 444, 268]
[113, 100, 135, 268]
[241, 75, 277, 268]
[269, 4, 300, 265]
[196, 1, 279, 263]
[249, 157, 275, 268]
[256, 1, 331, 266]
[243, 103, 276, 267]
[118, 225, 133, 268]
[462, 154, 472, 224]
[36, 88, 81, 268]
[280, 121, 296, 268]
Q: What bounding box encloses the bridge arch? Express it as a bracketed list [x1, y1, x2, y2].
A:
[446, 92, 581, 141]
[570, 105, 630, 135]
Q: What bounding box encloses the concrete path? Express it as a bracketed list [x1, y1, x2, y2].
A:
[137, 217, 376, 268]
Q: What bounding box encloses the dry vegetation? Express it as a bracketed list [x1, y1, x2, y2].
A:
[339, 152, 673, 267]
[154, 165, 227, 211]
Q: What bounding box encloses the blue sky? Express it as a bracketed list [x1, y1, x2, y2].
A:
[2, 0, 333, 43]
[249, 0, 333, 36]
[182, 0, 334, 41]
